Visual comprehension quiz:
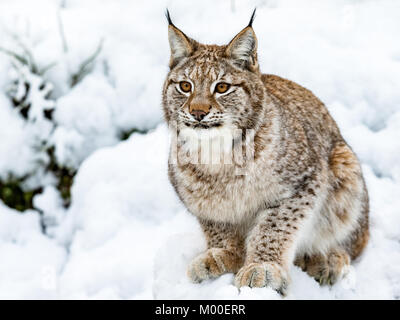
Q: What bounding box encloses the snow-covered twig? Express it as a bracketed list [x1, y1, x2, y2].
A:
[70, 39, 103, 87]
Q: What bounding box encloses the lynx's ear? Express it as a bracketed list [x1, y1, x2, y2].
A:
[166, 10, 197, 68]
[225, 9, 258, 72]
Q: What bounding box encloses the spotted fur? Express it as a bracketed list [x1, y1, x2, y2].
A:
[162, 13, 369, 295]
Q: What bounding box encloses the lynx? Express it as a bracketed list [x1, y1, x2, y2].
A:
[162, 10, 369, 295]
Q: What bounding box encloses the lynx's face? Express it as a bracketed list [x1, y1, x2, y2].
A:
[162, 11, 265, 137]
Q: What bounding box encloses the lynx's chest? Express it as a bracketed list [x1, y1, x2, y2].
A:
[168, 121, 285, 224]
[169, 160, 285, 225]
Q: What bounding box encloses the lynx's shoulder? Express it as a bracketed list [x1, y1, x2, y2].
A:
[262, 74, 320, 105]
[262, 74, 342, 148]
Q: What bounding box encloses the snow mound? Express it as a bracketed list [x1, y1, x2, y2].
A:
[0, 202, 66, 299]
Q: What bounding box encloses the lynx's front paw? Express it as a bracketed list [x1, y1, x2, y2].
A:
[234, 262, 289, 296]
[187, 248, 242, 283]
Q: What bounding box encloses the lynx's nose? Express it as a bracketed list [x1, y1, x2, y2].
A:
[189, 103, 211, 122]
[190, 109, 208, 121]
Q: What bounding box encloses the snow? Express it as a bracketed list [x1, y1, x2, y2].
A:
[0, 0, 399, 299]
[0, 202, 66, 299]
[52, 74, 120, 168]
[0, 93, 41, 178]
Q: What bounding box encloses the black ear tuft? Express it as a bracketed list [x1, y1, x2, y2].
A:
[165, 9, 174, 26]
[248, 8, 257, 27]
[167, 11, 196, 68]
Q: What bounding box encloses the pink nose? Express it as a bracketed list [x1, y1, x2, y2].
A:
[190, 109, 208, 121]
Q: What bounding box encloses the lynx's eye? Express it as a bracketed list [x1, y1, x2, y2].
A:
[179, 81, 192, 93]
[215, 82, 230, 94]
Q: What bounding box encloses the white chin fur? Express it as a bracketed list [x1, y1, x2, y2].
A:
[178, 125, 240, 164]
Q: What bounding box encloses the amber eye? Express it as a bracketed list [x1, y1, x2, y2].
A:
[215, 82, 230, 94]
[179, 81, 192, 93]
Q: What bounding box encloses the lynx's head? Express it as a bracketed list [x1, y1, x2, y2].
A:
[162, 10, 266, 137]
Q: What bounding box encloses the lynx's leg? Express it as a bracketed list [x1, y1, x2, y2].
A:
[188, 219, 244, 283]
[294, 248, 350, 285]
[234, 184, 321, 295]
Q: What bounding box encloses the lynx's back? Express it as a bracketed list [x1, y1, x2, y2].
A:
[262, 74, 342, 156]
